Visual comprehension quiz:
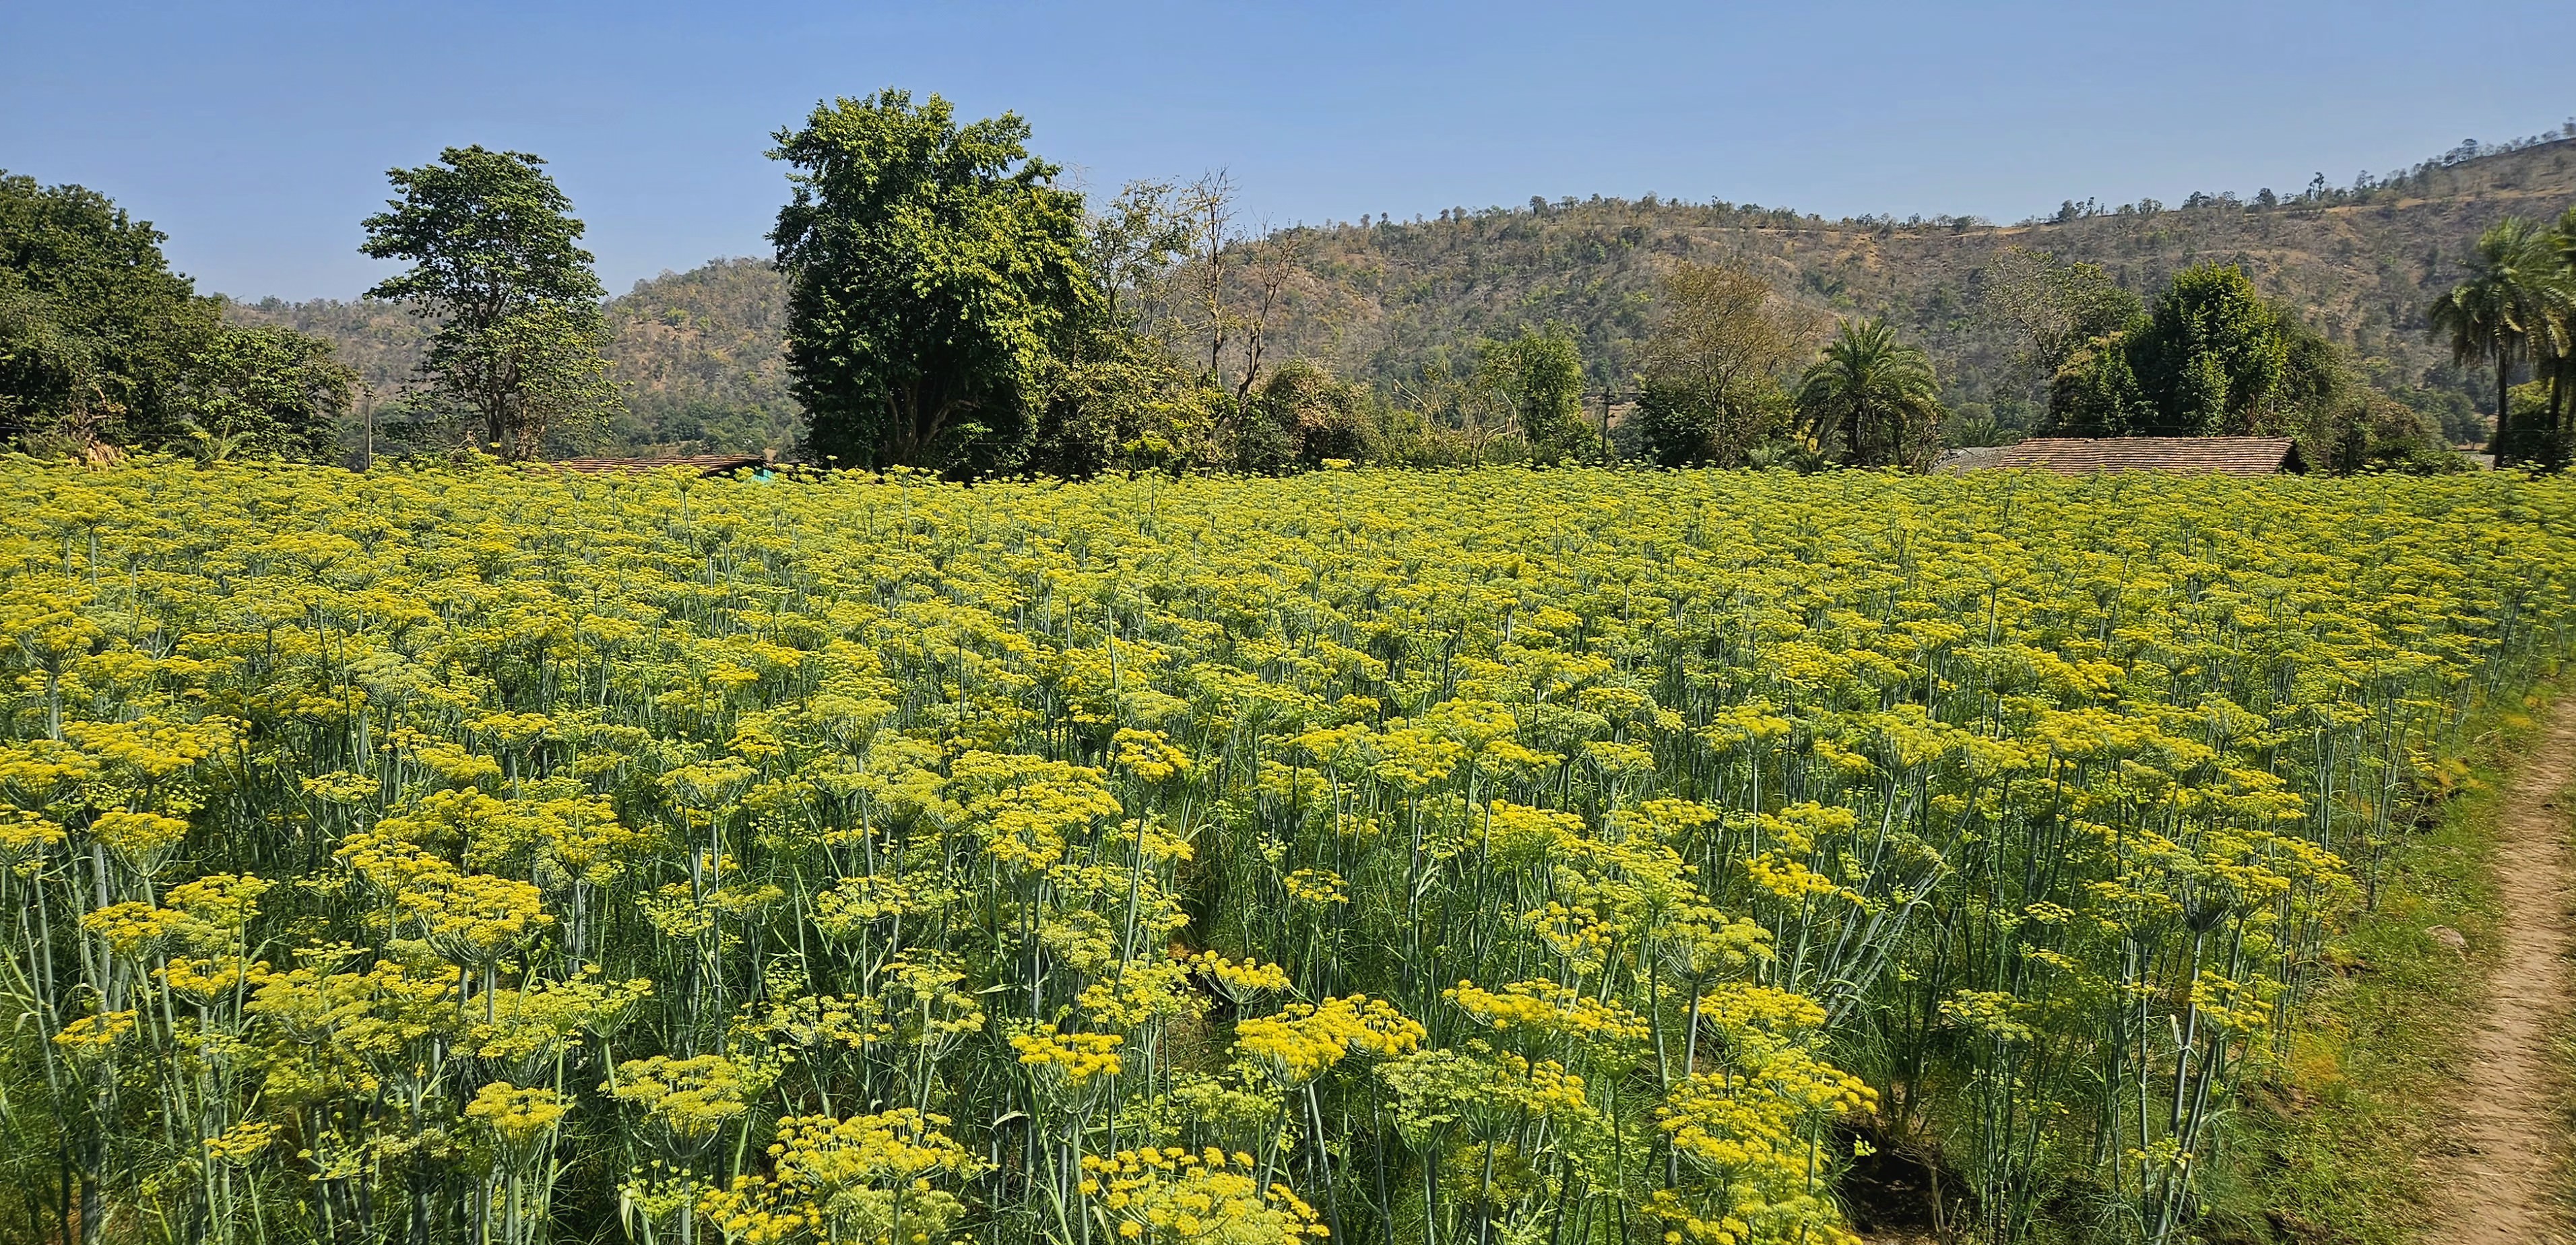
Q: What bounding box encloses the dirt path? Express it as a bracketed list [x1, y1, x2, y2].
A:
[2426, 703, 2576, 1245]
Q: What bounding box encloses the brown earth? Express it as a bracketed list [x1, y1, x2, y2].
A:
[2425, 702, 2576, 1245]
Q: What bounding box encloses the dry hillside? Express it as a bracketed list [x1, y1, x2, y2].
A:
[229, 135, 2576, 451]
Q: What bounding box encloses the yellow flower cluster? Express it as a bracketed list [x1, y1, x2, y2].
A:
[1447, 978, 1652, 1046]
[1282, 868, 1347, 906]
[51, 1009, 137, 1056]
[810, 874, 947, 939]
[465, 1082, 571, 1150]
[762, 992, 892, 1052]
[202, 1120, 280, 1166]
[1234, 995, 1425, 1085]
[1077, 1147, 1327, 1243]
[160, 955, 268, 1001]
[82, 900, 190, 958]
[1078, 960, 1199, 1031]
[1012, 1024, 1124, 1084]
[1112, 728, 1193, 782]
[763, 1110, 980, 1184]
[698, 1111, 979, 1245]
[0, 809, 66, 867]
[1653, 1060, 1875, 1245]
[1185, 950, 1293, 1001]
[90, 808, 191, 870]
[609, 1053, 773, 1144]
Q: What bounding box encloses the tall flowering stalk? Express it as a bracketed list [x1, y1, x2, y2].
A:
[0, 459, 2569, 1245]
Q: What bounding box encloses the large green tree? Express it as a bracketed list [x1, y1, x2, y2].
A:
[769, 90, 1089, 474]
[2047, 264, 2352, 445]
[2428, 216, 2560, 463]
[1794, 319, 1946, 468]
[1634, 263, 1816, 466]
[361, 146, 619, 459]
[2, 172, 346, 459]
[2127, 264, 2290, 435]
[170, 323, 352, 464]
[1475, 326, 1587, 455]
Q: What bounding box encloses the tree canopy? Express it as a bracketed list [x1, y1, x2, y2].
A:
[1795, 319, 1946, 469]
[769, 90, 1090, 474]
[2429, 216, 2568, 462]
[1, 172, 346, 460]
[361, 146, 620, 459]
[1633, 263, 1818, 466]
[1474, 326, 1587, 456]
[2127, 264, 2292, 435]
[2050, 264, 2322, 438]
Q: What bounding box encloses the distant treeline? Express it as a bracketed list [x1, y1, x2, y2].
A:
[11, 117, 2576, 474]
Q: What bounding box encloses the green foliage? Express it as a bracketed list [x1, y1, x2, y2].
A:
[1237, 359, 1374, 472]
[474, 302, 620, 459]
[2045, 265, 2382, 460]
[2298, 389, 2470, 474]
[2447, 210, 2576, 465]
[0, 172, 346, 460]
[360, 146, 620, 459]
[5, 463, 2573, 1245]
[1473, 326, 1588, 456]
[1027, 329, 1222, 478]
[2127, 264, 2293, 435]
[769, 90, 1090, 474]
[2045, 324, 2155, 436]
[170, 323, 352, 464]
[1793, 319, 1945, 468]
[1085, 179, 1193, 334]
[2428, 216, 2565, 461]
[1978, 247, 2142, 380]
[1634, 264, 1814, 467]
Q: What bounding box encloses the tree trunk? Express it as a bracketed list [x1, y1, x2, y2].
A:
[2551, 353, 2568, 446]
[2489, 350, 2512, 464]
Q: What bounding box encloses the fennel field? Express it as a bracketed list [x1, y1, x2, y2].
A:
[3, 461, 2572, 1245]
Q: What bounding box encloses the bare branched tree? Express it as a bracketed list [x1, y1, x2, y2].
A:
[1180, 170, 1239, 381]
[1235, 226, 1308, 404]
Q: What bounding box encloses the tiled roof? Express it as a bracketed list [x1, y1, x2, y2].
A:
[1984, 437, 2303, 476]
[547, 453, 775, 476]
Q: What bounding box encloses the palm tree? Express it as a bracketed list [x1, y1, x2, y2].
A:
[1793, 318, 1946, 469]
[2429, 217, 2557, 464]
[2539, 208, 2576, 446]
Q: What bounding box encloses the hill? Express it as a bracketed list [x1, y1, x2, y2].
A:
[1258, 133, 2576, 435]
[229, 132, 2576, 453]
[226, 256, 797, 455]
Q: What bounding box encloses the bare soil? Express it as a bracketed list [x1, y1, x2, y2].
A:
[2424, 703, 2576, 1245]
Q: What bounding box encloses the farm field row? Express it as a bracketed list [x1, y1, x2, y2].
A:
[3, 461, 2573, 1245]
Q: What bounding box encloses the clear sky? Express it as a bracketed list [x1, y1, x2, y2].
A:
[5, 1, 2570, 302]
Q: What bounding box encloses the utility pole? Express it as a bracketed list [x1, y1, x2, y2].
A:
[360, 384, 376, 471]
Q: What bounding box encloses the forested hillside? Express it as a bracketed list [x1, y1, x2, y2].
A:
[1258, 134, 2576, 431]
[226, 257, 797, 454]
[227, 133, 2576, 452]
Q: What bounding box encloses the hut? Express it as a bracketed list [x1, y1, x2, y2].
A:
[1941, 437, 2304, 476]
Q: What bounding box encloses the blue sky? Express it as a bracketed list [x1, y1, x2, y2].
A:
[5, 1, 2570, 301]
